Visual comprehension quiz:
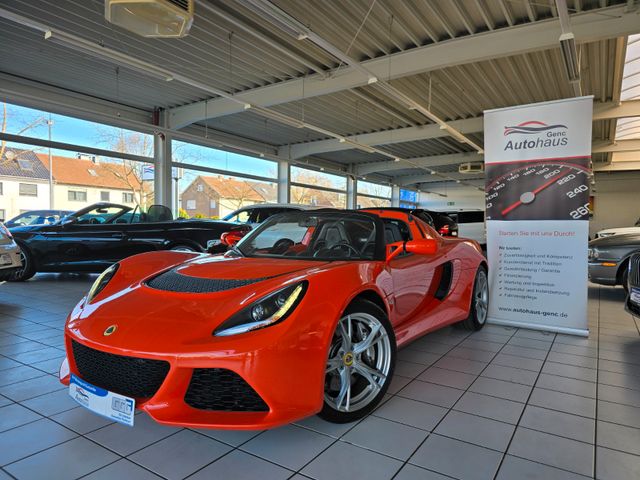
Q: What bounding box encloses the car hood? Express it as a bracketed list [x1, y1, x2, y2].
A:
[67, 252, 334, 353]
[597, 227, 640, 236]
[590, 232, 640, 248]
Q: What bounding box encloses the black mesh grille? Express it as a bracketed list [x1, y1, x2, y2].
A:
[71, 340, 170, 398]
[146, 269, 270, 293]
[185, 368, 269, 412]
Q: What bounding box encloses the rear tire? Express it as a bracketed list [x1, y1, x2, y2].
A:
[319, 299, 396, 423]
[458, 266, 489, 331]
[9, 244, 36, 282]
[622, 267, 629, 294]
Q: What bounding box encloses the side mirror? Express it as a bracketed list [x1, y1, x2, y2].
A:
[386, 239, 438, 263]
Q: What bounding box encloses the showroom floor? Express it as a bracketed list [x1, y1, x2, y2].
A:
[0, 276, 639, 480]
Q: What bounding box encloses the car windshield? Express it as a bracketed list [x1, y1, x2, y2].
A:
[74, 206, 130, 224]
[236, 212, 378, 260]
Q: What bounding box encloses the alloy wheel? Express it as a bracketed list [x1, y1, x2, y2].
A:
[475, 269, 489, 324]
[324, 312, 392, 413]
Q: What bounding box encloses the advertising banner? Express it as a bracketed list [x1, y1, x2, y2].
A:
[484, 97, 593, 336]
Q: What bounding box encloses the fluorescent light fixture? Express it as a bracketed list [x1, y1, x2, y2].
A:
[559, 32, 580, 82]
[339, 138, 347, 143]
[105, 0, 194, 38]
[43, 30, 174, 81]
[367, 77, 378, 85]
[244, 103, 252, 110]
[394, 157, 401, 162]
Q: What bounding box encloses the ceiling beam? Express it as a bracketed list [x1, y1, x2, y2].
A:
[281, 118, 483, 159]
[169, 5, 640, 129]
[396, 172, 484, 186]
[593, 139, 640, 153]
[284, 99, 640, 160]
[357, 152, 483, 175]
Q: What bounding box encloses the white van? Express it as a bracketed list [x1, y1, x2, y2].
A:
[444, 210, 486, 246]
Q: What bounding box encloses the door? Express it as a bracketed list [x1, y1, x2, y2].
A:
[39, 205, 131, 271]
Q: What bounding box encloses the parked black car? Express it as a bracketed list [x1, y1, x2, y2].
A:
[361, 207, 459, 237]
[626, 253, 640, 316]
[3, 210, 73, 228]
[588, 232, 640, 293]
[9, 203, 236, 281]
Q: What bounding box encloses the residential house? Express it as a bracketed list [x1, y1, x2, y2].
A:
[0, 149, 51, 221]
[37, 154, 146, 211]
[0, 148, 147, 221]
[181, 175, 277, 218]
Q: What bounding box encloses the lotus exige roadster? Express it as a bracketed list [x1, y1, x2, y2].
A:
[59, 209, 488, 429]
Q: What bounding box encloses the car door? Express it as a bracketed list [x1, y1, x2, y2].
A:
[384, 219, 437, 321]
[39, 209, 129, 270]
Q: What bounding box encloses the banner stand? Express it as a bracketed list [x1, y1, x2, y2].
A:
[484, 96, 593, 336]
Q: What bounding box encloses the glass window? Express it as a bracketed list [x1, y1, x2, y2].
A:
[224, 209, 251, 223]
[0, 210, 5, 222]
[0, 182, 3, 195]
[68, 190, 87, 202]
[19, 183, 38, 197]
[291, 186, 346, 208]
[358, 180, 392, 198]
[291, 166, 347, 190]
[2, 102, 153, 157]
[101, 191, 110, 202]
[178, 168, 276, 220]
[356, 196, 391, 208]
[173, 141, 277, 179]
[122, 192, 135, 203]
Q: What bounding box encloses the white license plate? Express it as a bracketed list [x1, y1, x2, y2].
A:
[0, 254, 11, 266]
[69, 374, 135, 427]
[631, 287, 640, 306]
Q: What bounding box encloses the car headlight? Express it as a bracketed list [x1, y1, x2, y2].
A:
[214, 281, 308, 337]
[87, 264, 119, 303]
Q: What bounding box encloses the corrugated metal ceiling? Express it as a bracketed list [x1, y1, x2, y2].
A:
[0, 0, 632, 184]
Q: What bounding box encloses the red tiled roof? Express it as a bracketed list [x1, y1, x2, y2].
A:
[37, 154, 142, 190]
[199, 175, 276, 202]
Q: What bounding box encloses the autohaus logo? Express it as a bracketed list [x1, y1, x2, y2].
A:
[503, 121, 568, 151]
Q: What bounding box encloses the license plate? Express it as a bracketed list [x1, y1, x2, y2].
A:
[631, 287, 640, 306]
[69, 374, 135, 427]
[0, 254, 11, 266]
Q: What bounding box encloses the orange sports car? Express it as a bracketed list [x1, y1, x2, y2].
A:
[59, 209, 488, 429]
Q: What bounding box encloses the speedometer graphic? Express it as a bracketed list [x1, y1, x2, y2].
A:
[485, 159, 591, 221]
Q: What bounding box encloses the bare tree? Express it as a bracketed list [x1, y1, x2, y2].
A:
[218, 181, 261, 212]
[1, 102, 49, 166]
[95, 128, 154, 208]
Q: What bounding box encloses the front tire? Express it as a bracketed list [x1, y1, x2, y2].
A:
[319, 299, 396, 423]
[458, 265, 489, 331]
[8, 244, 36, 282]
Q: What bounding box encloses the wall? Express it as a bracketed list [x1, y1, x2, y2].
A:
[53, 185, 139, 211]
[0, 178, 51, 220]
[590, 171, 640, 237]
[419, 184, 485, 211]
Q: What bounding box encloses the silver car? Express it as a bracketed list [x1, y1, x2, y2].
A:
[0, 222, 22, 284]
[626, 253, 640, 316]
[588, 232, 640, 292]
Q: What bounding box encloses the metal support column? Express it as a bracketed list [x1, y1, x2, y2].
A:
[277, 160, 290, 203]
[391, 185, 401, 207]
[347, 174, 357, 209]
[153, 131, 173, 210]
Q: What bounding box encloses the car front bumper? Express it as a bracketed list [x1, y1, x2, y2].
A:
[588, 261, 620, 286]
[59, 305, 333, 430]
[0, 243, 22, 282]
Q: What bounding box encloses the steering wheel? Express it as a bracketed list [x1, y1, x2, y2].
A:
[88, 217, 102, 224]
[328, 242, 360, 257]
[270, 238, 294, 254]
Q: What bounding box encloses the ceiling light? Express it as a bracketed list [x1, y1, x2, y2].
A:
[244, 103, 252, 110]
[338, 138, 346, 143]
[367, 77, 378, 85]
[105, 0, 194, 38]
[559, 32, 580, 82]
[43, 30, 174, 81]
[394, 157, 401, 162]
